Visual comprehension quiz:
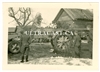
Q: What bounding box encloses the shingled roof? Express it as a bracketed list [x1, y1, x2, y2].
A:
[53, 8, 93, 23]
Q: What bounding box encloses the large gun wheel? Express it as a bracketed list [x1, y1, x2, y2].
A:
[52, 34, 72, 53]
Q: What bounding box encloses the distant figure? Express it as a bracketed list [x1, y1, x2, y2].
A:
[20, 30, 31, 63]
[72, 30, 81, 58]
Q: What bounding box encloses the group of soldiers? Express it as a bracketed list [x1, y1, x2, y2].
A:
[71, 26, 93, 58]
[19, 25, 92, 63]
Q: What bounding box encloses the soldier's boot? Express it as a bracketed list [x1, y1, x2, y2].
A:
[26, 55, 29, 62]
[91, 52, 92, 59]
[75, 52, 80, 58]
[21, 56, 24, 63]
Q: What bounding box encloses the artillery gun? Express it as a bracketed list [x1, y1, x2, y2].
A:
[50, 22, 93, 58]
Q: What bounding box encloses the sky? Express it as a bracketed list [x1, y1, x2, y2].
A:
[8, 8, 61, 27]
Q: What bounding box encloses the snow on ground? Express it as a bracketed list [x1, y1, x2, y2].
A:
[8, 56, 92, 66]
[8, 43, 92, 65]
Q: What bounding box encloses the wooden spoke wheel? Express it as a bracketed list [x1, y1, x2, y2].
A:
[52, 35, 72, 53]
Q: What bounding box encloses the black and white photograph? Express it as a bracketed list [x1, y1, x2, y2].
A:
[2, 3, 99, 70]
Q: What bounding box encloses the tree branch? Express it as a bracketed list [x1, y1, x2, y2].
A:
[24, 20, 33, 27]
[8, 7, 22, 26]
[9, 7, 32, 28]
[14, 10, 19, 15]
[19, 7, 25, 13]
[23, 8, 31, 26]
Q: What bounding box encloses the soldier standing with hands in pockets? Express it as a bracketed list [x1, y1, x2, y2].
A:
[20, 30, 31, 63]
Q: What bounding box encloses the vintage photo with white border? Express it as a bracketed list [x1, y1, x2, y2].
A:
[2, 2, 99, 70]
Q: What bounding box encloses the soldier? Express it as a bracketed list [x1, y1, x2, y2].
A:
[87, 25, 93, 58]
[72, 30, 81, 58]
[20, 30, 31, 63]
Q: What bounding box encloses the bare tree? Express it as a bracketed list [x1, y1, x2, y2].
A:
[8, 7, 43, 33]
[8, 7, 32, 28]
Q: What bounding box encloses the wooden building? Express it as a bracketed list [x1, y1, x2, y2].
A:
[52, 8, 93, 58]
[52, 8, 93, 30]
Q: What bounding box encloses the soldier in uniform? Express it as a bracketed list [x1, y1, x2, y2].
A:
[72, 30, 81, 58]
[20, 30, 31, 63]
[87, 25, 93, 58]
